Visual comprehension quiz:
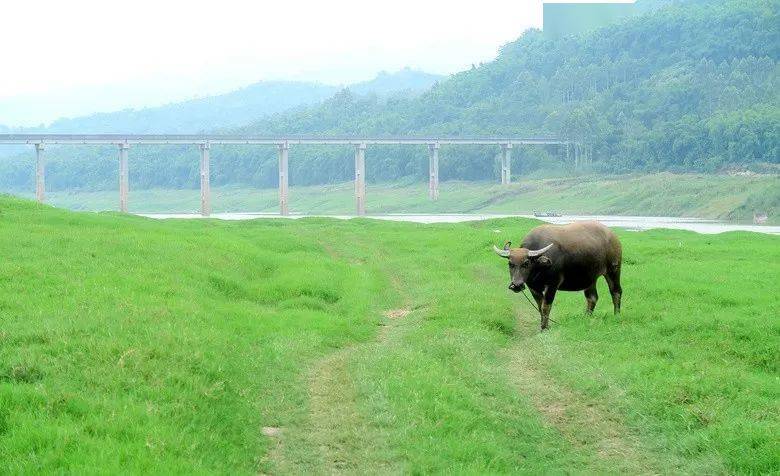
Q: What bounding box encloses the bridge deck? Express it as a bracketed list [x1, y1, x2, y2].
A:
[0, 134, 566, 146]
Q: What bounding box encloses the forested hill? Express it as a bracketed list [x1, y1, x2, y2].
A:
[232, 0, 777, 177]
[0, 0, 777, 192]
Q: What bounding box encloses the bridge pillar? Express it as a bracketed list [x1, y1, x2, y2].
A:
[118, 143, 129, 212]
[428, 143, 440, 200]
[501, 143, 512, 185]
[278, 142, 289, 216]
[354, 143, 366, 216]
[35, 143, 45, 203]
[199, 142, 211, 217]
[574, 142, 580, 169]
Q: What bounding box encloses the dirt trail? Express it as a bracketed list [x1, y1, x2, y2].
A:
[506, 345, 662, 474]
[501, 309, 712, 475]
[267, 332, 401, 475]
[264, 246, 408, 474]
[275, 325, 406, 474]
[311, 347, 393, 474]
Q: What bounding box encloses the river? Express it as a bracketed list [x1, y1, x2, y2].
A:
[138, 212, 780, 235]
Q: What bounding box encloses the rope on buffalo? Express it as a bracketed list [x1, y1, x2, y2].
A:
[520, 289, 557, 324]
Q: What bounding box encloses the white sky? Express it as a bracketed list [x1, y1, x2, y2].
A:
[0, 0, 633, 126]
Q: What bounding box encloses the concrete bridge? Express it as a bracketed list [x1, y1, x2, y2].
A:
[0, 134, 575, 216]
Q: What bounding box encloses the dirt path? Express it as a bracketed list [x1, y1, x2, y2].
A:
[506, 346, 661, 474]
[502, 310, 704, 475]
[263, 241, 408, 474]
[270, 315, 409, 474]
[266, 330, 401, 475]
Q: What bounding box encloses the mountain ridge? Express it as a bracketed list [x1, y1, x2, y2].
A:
[0, 68, 443, 134]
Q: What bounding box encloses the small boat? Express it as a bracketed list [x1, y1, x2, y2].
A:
[753, 212, 768, 225]
[533, 211, 563, 218]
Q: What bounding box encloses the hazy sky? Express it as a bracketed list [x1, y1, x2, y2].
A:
[0, 0, 633, 126]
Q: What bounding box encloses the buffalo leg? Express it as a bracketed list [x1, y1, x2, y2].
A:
[605, 268, 622, 314]
[584, 284, 598, 314]
[540, 287, 557, 330]
[530, 288, 544, 313]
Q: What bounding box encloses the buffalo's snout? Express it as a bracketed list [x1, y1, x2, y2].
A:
[508, 282, 525, 293]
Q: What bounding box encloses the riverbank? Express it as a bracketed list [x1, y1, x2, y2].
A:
[8, 173, 779, 224]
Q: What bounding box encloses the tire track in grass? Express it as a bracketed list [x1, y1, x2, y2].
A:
[506, 346, 658, 474]
[288, 272, 411, 474]
[274, 321, 404, 474]
[505, 319, 678, 475]
[264, 239, 403, 474]
[262, 350, 374, 475]
[305, 345, 394, 474]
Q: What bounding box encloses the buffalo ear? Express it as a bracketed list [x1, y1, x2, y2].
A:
[503, 241, 512, 251]
[536, 256, 552, 266]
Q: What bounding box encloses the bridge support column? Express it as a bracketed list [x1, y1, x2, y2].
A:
[199, 142, 211, 217]
[35, 143, 45, 203]
[354, 143, 366, 216]
[428, 143, 439, 200]
[501, 143, 512, 185]
[118, 143, 129, 212]
[574, 142, 581, 169]
[278, 142, 289, 216]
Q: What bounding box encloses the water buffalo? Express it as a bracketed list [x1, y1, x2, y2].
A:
[493, 221, 622, 330]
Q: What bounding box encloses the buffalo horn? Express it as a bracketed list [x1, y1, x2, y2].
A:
[493, 245, 511, 258]
[527, 243, 554, 257]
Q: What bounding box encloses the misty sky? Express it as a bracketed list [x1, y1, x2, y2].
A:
[1, 0, 634, 126]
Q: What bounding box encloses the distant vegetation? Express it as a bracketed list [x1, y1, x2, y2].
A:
[0, 0, 776, 193]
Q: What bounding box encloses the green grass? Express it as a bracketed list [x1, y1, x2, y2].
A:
[14, 173, 780, 223]
[1, 195, 778, 473]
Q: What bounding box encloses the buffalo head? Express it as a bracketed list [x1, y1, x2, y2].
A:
[493, 241, 554, 292]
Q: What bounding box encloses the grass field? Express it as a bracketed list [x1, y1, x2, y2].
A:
[1, 195, 778, 473]
[15, 173, 780, 224]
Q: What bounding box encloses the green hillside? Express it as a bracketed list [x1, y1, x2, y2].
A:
[228, 0, 777, 183]
[1, 197, 778, 473]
